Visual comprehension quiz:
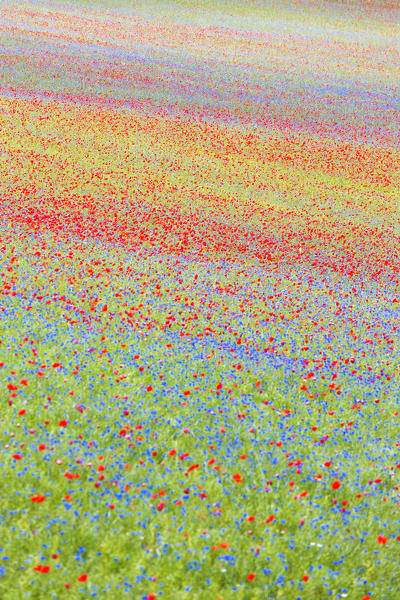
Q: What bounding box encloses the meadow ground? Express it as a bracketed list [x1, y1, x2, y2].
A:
[0, 1, 400, 599]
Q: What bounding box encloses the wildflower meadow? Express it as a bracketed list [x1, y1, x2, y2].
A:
[0, 1, 400, 598]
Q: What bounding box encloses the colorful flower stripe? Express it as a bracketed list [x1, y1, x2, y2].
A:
[0, 1, 399, 599]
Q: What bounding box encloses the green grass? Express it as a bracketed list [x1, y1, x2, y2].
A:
[0, 226, 399, 599]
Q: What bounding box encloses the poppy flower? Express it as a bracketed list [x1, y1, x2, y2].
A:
[377, 535, 387, 544]
[266, 515, 274, 523]
[31, 494, 46, 503]
[34, 565, 50, 573]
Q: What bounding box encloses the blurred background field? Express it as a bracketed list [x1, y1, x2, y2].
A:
[0, 1, 400, 599]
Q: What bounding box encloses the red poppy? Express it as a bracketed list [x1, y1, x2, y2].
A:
[377, 535, 387, 544]
[34, 565, 50, 573]
[187, 464, 199, 473]
[31, 494, 46, 503]
[77, 574, 88, 582]
[266, 515, 274, 523]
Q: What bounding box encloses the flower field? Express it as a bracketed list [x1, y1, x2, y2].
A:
[1, 1, 400, 598]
